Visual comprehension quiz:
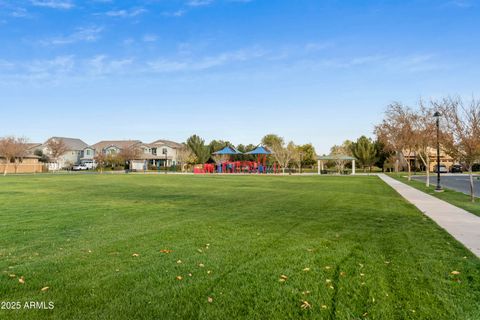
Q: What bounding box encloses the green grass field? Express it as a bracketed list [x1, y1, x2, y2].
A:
[1, 175, 479, 319]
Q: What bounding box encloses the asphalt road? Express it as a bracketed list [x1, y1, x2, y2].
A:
[411, 174, 480, 197]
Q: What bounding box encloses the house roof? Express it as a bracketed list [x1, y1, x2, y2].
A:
[47, 137, 88, 151]
[149, 139, 183, 149]
[26, 143, 42, 150]
[90, 140, 142, 151]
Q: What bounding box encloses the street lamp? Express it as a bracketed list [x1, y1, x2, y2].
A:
[433, 111, 443, 192]
[162, 148, 168, 175]
[299, 151, 304, 174]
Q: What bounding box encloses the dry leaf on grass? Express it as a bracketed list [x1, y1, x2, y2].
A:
[132, 253, 140, 257]
[300, 300, 311, 309]
[451, 270, 461, 275]
[279, 274, 288, 281]
[324, 266, 331, 270]
[177, 260, 182, 264]
[176, 276, 183, 280]
[198, 263, 205, 268]
[18, 276, 25, 284]
[41, 286, 49, 292]
[207, 297, 213, 303]
[321, 305, 327, 309]
[303, 267, 310, 272]
[159, 249, 173, 254]
[9, 274, 16, 278]
[340, 271, 346, 277]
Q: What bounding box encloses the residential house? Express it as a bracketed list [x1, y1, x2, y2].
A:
[81, 140, 142, 168]
[402, 147, 455, 172]
[42, 137, 88, 170]
[0, 143, 43, 174]
[79, 139, 184, 170]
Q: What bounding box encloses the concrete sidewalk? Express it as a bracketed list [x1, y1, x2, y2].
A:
[378, 174, 480, 258]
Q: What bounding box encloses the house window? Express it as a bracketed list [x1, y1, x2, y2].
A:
[162, 148, 167, 155]
[86, 150, 91, 156]
[152, 148, 157, 155]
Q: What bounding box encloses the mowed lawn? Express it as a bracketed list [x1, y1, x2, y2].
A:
[0, 175, 479, 320]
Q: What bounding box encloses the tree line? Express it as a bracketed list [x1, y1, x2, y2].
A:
[374, 96, 480, 202]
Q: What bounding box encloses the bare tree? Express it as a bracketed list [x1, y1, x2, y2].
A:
[46, 138, 68, 171]
[437, 97, 480, 202]
[176, 144, 197, 172]
[270, 140, 296, 175]
[118, 145, 141, 170]
[413, 100, 436, 187]
[0, 136, 29, 175]
[375, 103, 416, 180]
[94, 152, 107, 173]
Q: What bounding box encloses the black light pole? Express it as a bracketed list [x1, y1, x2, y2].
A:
[299, 152, 304, 174]
[163, 148, 168, 175]
[433, 111, 442, 191]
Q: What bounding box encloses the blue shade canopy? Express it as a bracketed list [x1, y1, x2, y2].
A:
[245, 146, 272, 155]
[212, 146, 243, 155]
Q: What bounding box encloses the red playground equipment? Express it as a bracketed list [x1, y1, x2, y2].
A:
[193, 145, 277, 174]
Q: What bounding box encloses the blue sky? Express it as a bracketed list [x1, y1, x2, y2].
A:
[0, 0, 479, 153]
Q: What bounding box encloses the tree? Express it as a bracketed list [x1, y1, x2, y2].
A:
[374, 140, 393, 172]
[413, 100, 436, 187]
[329, 140, 353, 173]
[94, 152, 107, 173]
[209, 140, 230, 163]
[266, 137, 296, 175]
[375, 103, 416, 180]
[0, 136, 29, 175]
[46, 138, 68, 171]
[437, 97, 480, 202]
[176, 144, 197, 172]
[186, 135, 210, 164]
[118, 145, 141, 170]
[297, 143, 317, 168]
[261, 134, 284, 150]
[34, 149, 49, 163]
[350, 136, 378, 172]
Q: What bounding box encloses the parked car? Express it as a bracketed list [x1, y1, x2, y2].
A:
[450, 164, 463, 173]
[72, 164, 89, 171]
[433, 164, 448, 173]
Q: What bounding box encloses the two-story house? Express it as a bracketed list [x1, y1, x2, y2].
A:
[42, 137, 88, 170]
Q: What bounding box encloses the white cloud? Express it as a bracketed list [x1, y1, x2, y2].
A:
[10, 7, 29, 17]
[105, 7, 147, 17]
[142, 34, 157, 42]
[148, 48, 266, 72]
[447, 0, 473, 8]
[40, 26, 103, 45]
[87, 55, 133, 75]
[30, 0, 74, 9]
[187, 0, 214, 7]
[162, 9, 186, 17]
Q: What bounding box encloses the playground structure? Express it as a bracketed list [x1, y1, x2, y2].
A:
[193, 145, 278, 174]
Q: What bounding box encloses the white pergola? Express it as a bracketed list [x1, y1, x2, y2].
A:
[317, 155, 357, 175]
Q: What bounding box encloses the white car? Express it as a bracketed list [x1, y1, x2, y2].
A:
[72, 164, 89, 171]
